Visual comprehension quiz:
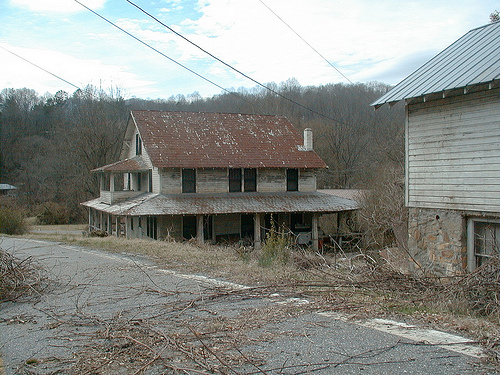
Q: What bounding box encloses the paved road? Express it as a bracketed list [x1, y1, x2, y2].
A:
[0, 237, 491, 374]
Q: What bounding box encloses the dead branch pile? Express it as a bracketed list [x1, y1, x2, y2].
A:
[0, 248, 48, 302]
[435, 257, 500, 317]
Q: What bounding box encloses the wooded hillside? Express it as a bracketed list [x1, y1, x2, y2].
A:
[0, 81, 404, 221]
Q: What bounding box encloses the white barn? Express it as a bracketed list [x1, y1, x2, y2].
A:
[372, 22, 500, 275]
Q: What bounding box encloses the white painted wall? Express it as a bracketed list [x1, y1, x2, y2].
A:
[406, 89, 500, 213]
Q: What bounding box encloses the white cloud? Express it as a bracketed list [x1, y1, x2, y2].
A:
[9, 0, 107, 13]
[0, 43, 154, 96]
[3, 0, 496, 98]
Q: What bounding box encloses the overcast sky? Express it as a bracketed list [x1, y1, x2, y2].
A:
[0, 0, 496, 99]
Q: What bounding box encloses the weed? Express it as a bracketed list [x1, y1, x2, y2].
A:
[259, 221, 293, 267]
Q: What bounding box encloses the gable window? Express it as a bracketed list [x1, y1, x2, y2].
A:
[135, 133, 142, 155]
[467, 218, 499, 271]
[229, 168, 242, 192]
[287, 168, 299, 191]
[244, 168, 257, 192]
[182, 168, 196, 193]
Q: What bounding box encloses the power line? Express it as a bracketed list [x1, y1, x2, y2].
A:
[258, 0, 371, 99]
[0, 45, 81, 90]
[0, 45, 133, 115]
[74, 0, 254, 106]
[124, 0, 343, 123]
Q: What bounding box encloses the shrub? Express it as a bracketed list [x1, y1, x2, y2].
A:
[36, 202, 77, 225]
[357, 166, 407, 250]
[0, 206, 29, 235]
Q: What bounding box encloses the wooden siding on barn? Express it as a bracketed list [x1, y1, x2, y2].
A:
[406, 89, 500, 213]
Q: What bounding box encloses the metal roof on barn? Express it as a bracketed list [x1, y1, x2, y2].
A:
[372, 22, 500, 108]
[131, 110, 327, 169]
[82, 191, 358, 216]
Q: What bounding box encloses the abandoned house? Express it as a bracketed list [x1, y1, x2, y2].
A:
[82, 110, 358, 250]
[372, 21, 500, 275]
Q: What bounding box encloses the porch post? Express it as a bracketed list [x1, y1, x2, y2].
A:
[196, 215, 204, 244]
[88, 208, 92, 230]
[110, 173, 115, 192]
[254, 213, 262, 250]
[125, 217, 130, 239]
[115, 216, 120, 237]
[312, 213, 319, 251]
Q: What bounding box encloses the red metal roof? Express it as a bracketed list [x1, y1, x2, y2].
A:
[131, 111, 327, 169]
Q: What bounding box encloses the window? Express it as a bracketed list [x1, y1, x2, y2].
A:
[182, 168, 196, 193]
[135, 133, 142, 155]
[147, 216, 157, 240]
[137, 172, 142, 191]
[229, 168, 242, 192]
[467, 218, 499, 271]
[244, 168, 257, 192]
[148, 170, 153, 192]
[287, 168, 299, 191]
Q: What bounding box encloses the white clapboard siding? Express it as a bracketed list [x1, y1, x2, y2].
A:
[406, 88, 500, 213]
[257, 169, 286, 192]
[197, 168, 228, 193]
[161, 168, 182, 194]
[299, 169, 317, 192]
[152, 167, 161, 193]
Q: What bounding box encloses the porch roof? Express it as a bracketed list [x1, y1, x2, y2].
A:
[82, 191, 358, 216]
[91, 156, 150, 173]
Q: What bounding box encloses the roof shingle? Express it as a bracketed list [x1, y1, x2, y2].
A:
[131, 111, 327, 169]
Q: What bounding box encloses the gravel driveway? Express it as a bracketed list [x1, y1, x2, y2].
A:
[0, 237, 490, 374]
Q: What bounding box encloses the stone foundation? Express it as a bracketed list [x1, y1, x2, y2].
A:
[407, 207, 467, 276]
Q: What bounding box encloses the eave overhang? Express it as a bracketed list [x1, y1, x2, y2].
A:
[81, 191, 359, 216]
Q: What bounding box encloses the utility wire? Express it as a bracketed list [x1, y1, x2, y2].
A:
[74, 0, 254, 106]
[0, 45, 131, 115]
[124, 0, 343, 123]
[258, 0, 371, 99]
[0, 45, 81, 90]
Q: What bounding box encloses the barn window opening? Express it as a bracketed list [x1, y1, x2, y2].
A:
[467, 218, 499, 271]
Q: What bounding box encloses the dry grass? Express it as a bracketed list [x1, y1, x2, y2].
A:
[25, 230, 302, 287]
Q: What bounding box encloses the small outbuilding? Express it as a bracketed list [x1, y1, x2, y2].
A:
[372, 22, 500, 275]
